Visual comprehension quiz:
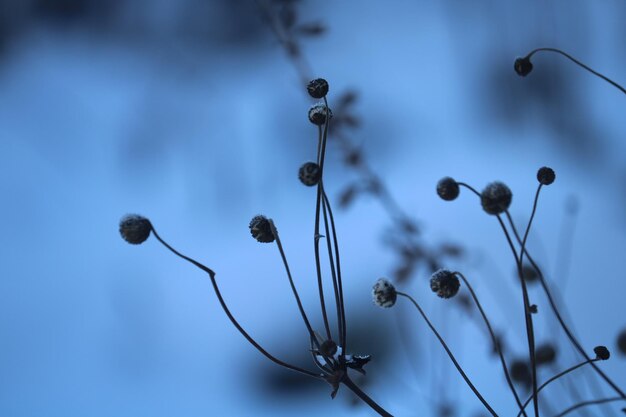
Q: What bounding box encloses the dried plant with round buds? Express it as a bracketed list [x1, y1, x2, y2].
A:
[481, 181, 513, 215]
[594, 345, 611, 361]
[119, 214, 152, 244]
[372, 278, 397, 308]
[430, 269, 460, 299]
[249, 215, 275, 243]
[537, 167, 556, 185]
[437, 177, 460, 201]
[514, 56, 533, 77]
[308, 102, 333, 126]
[298, 162, 321, 186]
[307, 78, 329, 99]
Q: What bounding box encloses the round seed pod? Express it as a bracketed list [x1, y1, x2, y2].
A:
[517, 264, 540, 285]
[430, 269, 460, 299]
[119, 214, 152, 244]
[514, 57, 533, 77]
[481, 181, 512, 215]
[510, 359, 531, 387]
[537, 167, 556, 185]
[319, 339, 338, 357]
[372, 278, 397, 308]
[308, 103, 333, 126]
[594, 345, 610, 361]
[437, 177, 460, 201]
[536, 343, 557, 366]
[617, 329, 626, 356]
[298, 162, 321, 186]
[307, 78, 329, 99]
[249, 215, 275, 243]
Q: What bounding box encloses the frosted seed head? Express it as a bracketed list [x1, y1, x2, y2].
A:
[436, 177, 460, 201]
[307, 78, 329, 99]
[430, 269, 460, 299]
[298, 162, 321, 186]
[308, 102, 333, 126]
[249, 215, 275, 243]
[481, 181, 512, 215]
[119, 214, 152, 244]
[372, 278, 397, 308]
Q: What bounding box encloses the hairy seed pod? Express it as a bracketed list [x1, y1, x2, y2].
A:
[537, 166, 556, 185]
[481, 181, 512, 215]
[436, 177, 460, 201]
[372, 278, 397, 308]
[594, 345, 610, 361]
[514, 57, 533, 77]
[308, 102, 333, 126]
[249, 215, 275, 243]
[119, 214, 152, 244]
[298, 162, 321, 186]
[430, 269, 460, 299]
[307, 78, 329, 99]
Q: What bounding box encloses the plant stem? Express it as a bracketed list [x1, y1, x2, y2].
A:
[341, 374, 393, 417]
[552, 396, 625, 417]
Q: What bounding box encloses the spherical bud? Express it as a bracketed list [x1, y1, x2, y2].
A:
[372, 278, 397, 308]
[308, 102, 333, 126]
[510, 359, 531, 387]
[536, 343, 557, 366]
[119, 214, 152, 244]
[594, 345, 610, 361]
[430, 269, 460, 299]
[437, 177, 460, 201]
[298, 162, 321, 186]
[249, 215, 275, 243]
[481, 181, 512, 215]
[319, 339, 338, 357]
[618, 329, 626, 355]
[517, 264, 539, 284]
[514, 56, 533, 77]
[537, 167, 555, 185]
[307, 78, 329, 99]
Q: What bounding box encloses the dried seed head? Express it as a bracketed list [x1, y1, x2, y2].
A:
[518, 264, 539, 284]
[119, 214, 152, 244]
[537, 166, 556, 185]
[430, 269, 460, 299]
[514, 56, 533, 77]
[536, 343, 557, 365]
[308, 102, 333, 126]
[594, 345, 610, 360]
[298, 162, 321, 186]
[481, 181, 512, 215]
[319, 339, 338, 357]
[307, 78, 329, 99]
[249, 215, 275, 243]
[618, 329, 626, 355]
[511, 359, 531, 387]
[436, 177, 460, 201]
[372, 278, 397, 308]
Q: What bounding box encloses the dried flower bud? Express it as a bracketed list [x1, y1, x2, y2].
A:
[529, 304, 538, 314]
[618, 329, 626, 355]
[372, 278, 397, 308]
[594, 345, 610, 360]
[307, 78, 329, 99]
[430, 269, 460, 299]
[536, 343, 557, 365]
[298, 162, 321, 186]
[514, 56, 533, 77]
[119, 214, 152, 244]
[249, 215, 275, 243]
[481, 181, 512, 215]
[537, 166, 555, 185]
[319, 339, 338, 357]
[437, 177, 460, 201]
[308, 102, 333, 126]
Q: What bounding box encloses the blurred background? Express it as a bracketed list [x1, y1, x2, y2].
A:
[1, 1, 625, 416]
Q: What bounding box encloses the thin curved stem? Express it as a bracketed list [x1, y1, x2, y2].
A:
[341, 374, 393, 417]
[150, 227, 321, 379]
[504, 212, 626, 399]
[552, 396, 625, 417]
[454, 272, 526, 417]
[457, 182, 481, 198]
[397, 291, 498, 417]
[517, 358, 600, 417]
[518, 184, 542, 270]
[525, 48, 626, 95]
